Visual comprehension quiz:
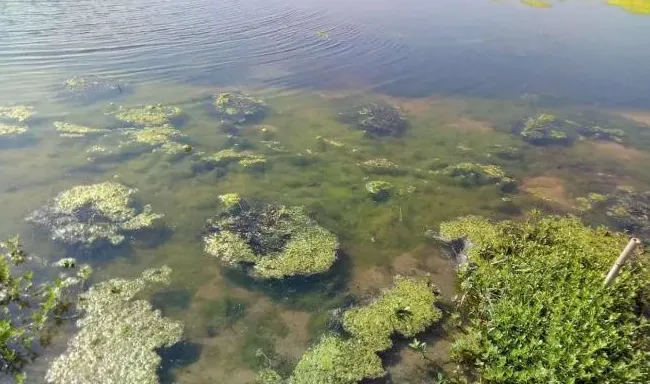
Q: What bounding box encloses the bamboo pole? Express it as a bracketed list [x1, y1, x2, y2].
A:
[604, 237, 641, 287]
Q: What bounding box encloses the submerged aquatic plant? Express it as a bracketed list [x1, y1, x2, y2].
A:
[214, 92, 267, 124]
[219, 193, 243, 210]
[45, 266, 184, 384]
[360, 158, 405, 175]
[108, 104, 184, 126]
[342, 103, 408, 138]
[580, 187, 650, 238]
[442, 163, 516, 190]
[26, 182, 164, 248]
[438, 213, 650, 384]
[53, 122, 108, 138]
[0, 238, 92, 382]
[516, 113, 570, 145]
[0, 105, 34, 122]
[576, 124, 625, 143]
[365, 180, 394, 201]
[197, 148, 267, 169]
[268, 276, 441, 383]
[60, 76, 129, 103]
[121, 125, 190, 156]
[204, 201, 338, 279]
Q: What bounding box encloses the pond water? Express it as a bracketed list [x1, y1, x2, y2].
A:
[2, 0, 650, 383]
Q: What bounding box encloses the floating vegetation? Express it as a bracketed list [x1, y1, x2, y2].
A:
[576, 124, 625, 143]
[341, 103, 408, 138]
[521, 0, 552, 8]
[267, 277, 441, 383]
[26, 182, 164, 248]
[108, 104, 184, 126]
[360, 158, 404, 175]
[203, 200, 338, 279]
[53, 122, 108, 138]
[437, 213, 650, 384]
[45, 266, 184, 384]
[214, 92, 267, 124]
[442, 163, 516, 190]
[219, 193, 243, 211]
[488, 144, 523, 160]
[608, 0, 650, 15]
[60, 75, 130, 103]
[85, 145, 115, 162]
[365, 180, 394, 201]
[0, 105, 34, 122]
[0, 123, 31, 148]
[196, 148, 267, 171]
[515, 114, 570, 145]
[121, 125, 190, 156]
[580, 187, 650, 238]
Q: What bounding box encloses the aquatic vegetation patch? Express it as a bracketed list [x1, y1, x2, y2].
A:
[576, 124, 625, 143]
[0, 105, 34, 122]
[608, 0, 650, 15]
[580, 187, 650, 238]
[53, 121, 108, 138]
[196, 148, 267, 170]
[266, 277, 441, 383]
[360, 158, 405, 175]
[214, 92, 267, 124]
[121, 125, 191, 156]
[514, 113, 570, 145]
[60, 75, 130, 103]
[219, 193, 243, 210]
[438, 213, 650, 384]
[204, 201, 338, 279]
[108, 104, 184, 126]
[521, 0, 553, 8]
[442, 162, 516, 190]
[0, 123, 28, 137]
[26, 182, 164, 248]
[365, 180, 394, 201]
[45, 266, 184, 384]
[341, 103, 408, 138]
[487, 144, 523, 160]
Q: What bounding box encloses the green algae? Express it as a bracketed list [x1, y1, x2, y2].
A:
[214, 92, 267, 124]
[197, 148, 267, 168]
[0, 105, 34, 123]
[442, 162, 516, 190]
[341, 103, 408, 138]
[360, 158, 404, 174]
[219, 193, 243, 210]
[108, 104, 184, 126]
[365, 180, 394, 201]
[121, 125, 190, 155]
[342, 276, 442, 351]
[576, 124, 625, 143]
[0, 123, 28, 137]
[45, 266, 184, 384]
[25, 182, 164, 247]
[518, 113, 570, 145]
[266, 276, 441, 383]
[53, 122, 108, 138]
[204, 203, 338, 279]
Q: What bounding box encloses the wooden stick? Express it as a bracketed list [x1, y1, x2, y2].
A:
[604, 237, 641, 287]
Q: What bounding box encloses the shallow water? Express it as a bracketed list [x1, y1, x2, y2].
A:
[2, 0, 650, 383]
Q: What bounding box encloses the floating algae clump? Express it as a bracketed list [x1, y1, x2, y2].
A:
[516, 113, 570, 145]
[197, 148, 267, 169]
[61, 75, 129, 103]
[0, 123, 28, 137]
[342, 103, 408, 138]
[26, 182, 164, 248]
[204, 202, 338, 279]
[437, 214, 650, 384]
[214, 92, 267, 124]
[360, 158, 404, 175]
[290, 335, 384, 384]
[109, 104, 184, 126]
[219, 193, 243, 210]
[270, 276, 440, 383]
[121, 125, 190, 155]
[608, 0, 650, 15]
[442, 163, 516, 190]
[45, 266, 184, 384]
[577, 124, 625, 143]
[54, 122, 108, 138]
[0, 105, 34, 122]
[342, 276, 442, 351]
[365, 180, 394, 201]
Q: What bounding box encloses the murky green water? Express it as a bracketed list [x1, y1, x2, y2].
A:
[2, 0, 650, 383]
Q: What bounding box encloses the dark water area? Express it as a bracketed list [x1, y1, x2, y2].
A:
[1, 0, 650, 383]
